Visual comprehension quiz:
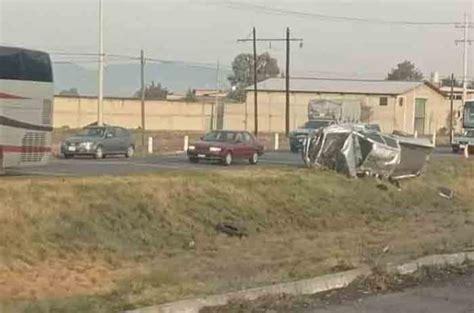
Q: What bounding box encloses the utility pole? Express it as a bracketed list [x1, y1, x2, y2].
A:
[462, 14, 469, 104]
[237, 30, 303, 136]
[97, 0, 104, 126]
[450, 73, 455, 143]
[140, 49, 146, 146]
[253, 27, 258, 135]
[212, 61, 220, 131]
[456, 13, 473, 104]
[285, 27, 290, 136]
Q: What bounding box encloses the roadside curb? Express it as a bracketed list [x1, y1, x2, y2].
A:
[124, 251, 473, 313]
[387, 251, 474, 275]
[123, 268, 370, 313]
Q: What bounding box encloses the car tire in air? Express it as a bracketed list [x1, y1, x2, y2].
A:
[223, 152, 232, 166]
[94, 146, 104, 159]
[290, 145, 299, 153]
[249, 151, 258, 165]
[189, 157, 199, 163]
[125, 146, 135, 158]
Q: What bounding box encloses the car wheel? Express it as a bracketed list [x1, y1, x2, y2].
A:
[290, 145, 299, 153]
[452, 146, 459, 153]
[125, 146, 135, 158]
[249, 151, 259, 165]
[94, 146, 104, 159]
[64, 154, 73, 159]
[223, 152, 232, 166]
[189, 157, 199, 163]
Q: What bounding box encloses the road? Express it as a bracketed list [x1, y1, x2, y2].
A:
[5, 147, 462, 177]
[5, 151, 304, 177]
[304, 272, 474, 313]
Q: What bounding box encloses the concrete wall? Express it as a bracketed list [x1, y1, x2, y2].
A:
[53, 96, 216, 131]
[54, 86, 449, 135]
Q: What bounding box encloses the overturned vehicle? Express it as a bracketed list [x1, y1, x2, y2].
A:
[301, 124, 433, 180]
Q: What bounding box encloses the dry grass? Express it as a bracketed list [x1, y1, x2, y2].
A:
[0, 159, 473, 312]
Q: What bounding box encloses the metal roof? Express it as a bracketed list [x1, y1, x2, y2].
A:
[246, 78, 429, 95]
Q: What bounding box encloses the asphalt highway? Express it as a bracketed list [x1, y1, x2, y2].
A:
[4, 147, 463, 177]
[305, 272, 474, 313]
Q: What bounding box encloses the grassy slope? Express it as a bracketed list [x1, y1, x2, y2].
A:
[0, 159, 473, 312]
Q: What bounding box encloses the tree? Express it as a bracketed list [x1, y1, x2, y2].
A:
[386, 61, 423, 81]
[134, 81, 168, 100]
[227, 52, 280, 101]
[184, 88, 197, 102]
[59, 88, 79, 96]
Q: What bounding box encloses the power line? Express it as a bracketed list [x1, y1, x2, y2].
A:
[50, 52, 99, 56]
[219, 1, 460, 26]
[50, 51, 230, 70]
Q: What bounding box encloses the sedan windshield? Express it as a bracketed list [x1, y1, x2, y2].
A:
[76, 127, 106, 137]
[203, 131, 236, 142]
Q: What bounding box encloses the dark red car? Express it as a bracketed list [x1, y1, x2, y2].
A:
[187, 130, 264, 165]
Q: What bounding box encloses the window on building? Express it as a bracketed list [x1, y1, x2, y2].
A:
[379, 97, 388, 106]
[398, 97, 404, 107]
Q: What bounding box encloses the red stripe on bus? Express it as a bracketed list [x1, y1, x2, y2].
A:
[0, 145, 51, 153]
[0, 92, 30, 100]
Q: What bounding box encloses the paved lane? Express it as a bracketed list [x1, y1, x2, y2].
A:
[305, 272, 474, 313]
[4, 151, 303, 177]
[3, 148, 467, 177]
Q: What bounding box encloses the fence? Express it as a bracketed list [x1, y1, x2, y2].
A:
[53, 95, 308, 132]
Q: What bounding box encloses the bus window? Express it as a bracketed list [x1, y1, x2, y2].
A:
[0, 49, 22, 80]
[0, 47, 53, 82]
[463, 101, 474, 129]
[21, 50, 53, 82]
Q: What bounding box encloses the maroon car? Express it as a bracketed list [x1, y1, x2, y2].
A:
[187, 130, 264, 165]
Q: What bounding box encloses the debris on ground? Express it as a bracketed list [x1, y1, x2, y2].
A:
[200, 263, 474, 313]
[215, 223, 248, 238]
[302, 124, 433, 180]
[438, 187, 454, 199]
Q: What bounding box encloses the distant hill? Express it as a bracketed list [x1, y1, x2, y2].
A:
[53, 62, 231, 97]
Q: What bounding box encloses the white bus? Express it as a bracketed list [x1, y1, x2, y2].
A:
[0, 46, 54, 172]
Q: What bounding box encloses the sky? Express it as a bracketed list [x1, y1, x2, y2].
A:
[1, 0, 474, 81]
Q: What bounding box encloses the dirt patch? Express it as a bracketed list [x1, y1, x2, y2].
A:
[0, 260, 119, 301]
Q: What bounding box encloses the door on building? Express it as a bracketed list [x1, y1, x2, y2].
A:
[414, 98, 426, 135]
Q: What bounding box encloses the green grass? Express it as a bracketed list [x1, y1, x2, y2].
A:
[0, 159, 473, 312]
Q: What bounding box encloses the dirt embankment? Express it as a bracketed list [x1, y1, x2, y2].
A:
[0, 159, 473, 312]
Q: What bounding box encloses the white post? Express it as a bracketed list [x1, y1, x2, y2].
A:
[414, 130, 418, 139]
[274, 133, 279, 151]
[184, 136, 189, 151]
[148, 137, 153, 154]
[432, 131, 437, 147]
[464, 145, 470, 158]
